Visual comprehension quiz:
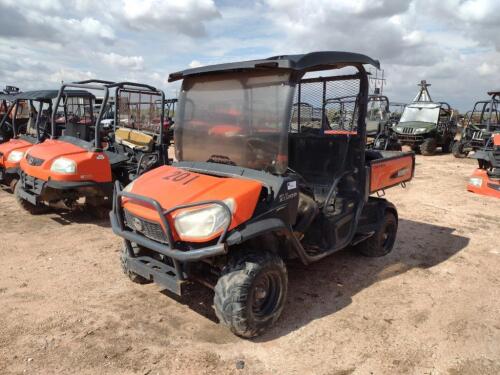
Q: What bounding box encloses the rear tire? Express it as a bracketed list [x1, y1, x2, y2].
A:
[214, 250, 287, 338]
[14, 182, 50, 215]
[452, 140, 467, 158]
[420, 138, 437, 156]
[355, 211, 398, 257]
[120, 242, 151, 284]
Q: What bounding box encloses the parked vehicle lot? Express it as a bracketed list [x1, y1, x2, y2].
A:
[1, 153, 499, 375]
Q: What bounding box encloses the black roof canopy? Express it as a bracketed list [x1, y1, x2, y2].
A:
[0, 92, 18, 101]
[168, 51, 380, 82]
[13, 89, 95, 101]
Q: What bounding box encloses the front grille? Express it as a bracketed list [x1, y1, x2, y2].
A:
[402, 127, 414, 134]
[26, 153, 44, 166]
[123, 209, 168, 244]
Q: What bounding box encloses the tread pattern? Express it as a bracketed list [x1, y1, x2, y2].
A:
[420, 138, 437, 156]
[214, 251, 287, 338]
[356, 211, 398, 257]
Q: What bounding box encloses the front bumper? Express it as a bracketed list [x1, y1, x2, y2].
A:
[17, 171, 113, 204]
[394, 134, 425, 144]
[110, 182, 231, 295]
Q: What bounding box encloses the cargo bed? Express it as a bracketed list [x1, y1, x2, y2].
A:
[366, 150, 415, 193]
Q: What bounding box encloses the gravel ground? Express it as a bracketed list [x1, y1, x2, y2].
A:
[0, 153, 499, 375]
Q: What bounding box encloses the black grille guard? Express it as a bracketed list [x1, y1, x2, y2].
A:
[110, 181, 230, 262]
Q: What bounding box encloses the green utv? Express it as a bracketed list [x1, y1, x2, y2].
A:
[389, 81, 457, 155]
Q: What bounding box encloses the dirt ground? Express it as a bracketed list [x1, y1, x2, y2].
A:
[0, 153, 499, 375]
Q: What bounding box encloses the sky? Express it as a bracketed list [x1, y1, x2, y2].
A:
[0, 0, 499, 111]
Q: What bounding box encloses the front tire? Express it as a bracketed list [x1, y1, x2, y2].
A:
[452, 140, 467, 158]
[214, 251, 288, 338]
[9, 178, 18, 193]
[14, 182, 50, 215]
[441, 138, 454, 154]
[420, 138, 437, 156]
[120, 242, 151, 284]
[355, 211, 398, 257]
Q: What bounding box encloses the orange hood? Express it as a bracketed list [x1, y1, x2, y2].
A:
[123, 165, 263, 241]
[0, 138, 33, 167]
[19, 139, 112, 183]
[26, 139, 88, 162]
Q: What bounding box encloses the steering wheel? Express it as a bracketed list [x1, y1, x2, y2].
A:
[246, 137, 278, 155]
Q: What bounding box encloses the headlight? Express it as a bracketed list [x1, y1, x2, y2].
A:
[414, 128, 427, 134]
[174, 199, 234, 240]
[468, 177, 482, 187]
[123, 180, 135, 193]
[394, 126, 403, 132]
[7, 150, 25, 162]
[50, 157, 76, 174]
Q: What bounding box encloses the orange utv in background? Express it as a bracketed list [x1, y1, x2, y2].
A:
[15, 80, 171, 215]
[467, 133, 500, 198]
[110, 52, 415, 338]
[0, 90, 93, 192]
[0, 86, 22, 143]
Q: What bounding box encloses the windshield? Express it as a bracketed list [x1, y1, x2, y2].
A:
[400, 104, 440, 124]
[175, 71, 293, 174]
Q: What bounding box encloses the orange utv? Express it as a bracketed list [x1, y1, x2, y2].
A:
[0, 88, 23, 143]
[0, 90, 93, 192]
[110, 52, 416, 337]
[15, 80, 170, 215]
[467, 133, 500, 198]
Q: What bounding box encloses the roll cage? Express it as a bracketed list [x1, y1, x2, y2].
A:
[5, 90, 95, 142]
[466, 91, 500, 133]
[51, 80, 166, 152]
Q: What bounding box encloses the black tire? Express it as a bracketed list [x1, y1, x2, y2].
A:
[441, 138, 454, 154]
[120, 242, 151, 284]
[420, 138, 437, 156]
[355, 211, 398, 257]
[452, 140, 467, 158]
[9, 178, 18, 194]
[411, 144, 421, 154]
[14, 182, 50, 215]
[388, 142, 402, 151]
[214, 250, 287, 338]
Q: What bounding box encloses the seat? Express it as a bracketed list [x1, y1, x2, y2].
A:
[114, 127, 154, 152]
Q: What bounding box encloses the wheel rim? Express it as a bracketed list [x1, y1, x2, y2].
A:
[251, 271, 282, 318]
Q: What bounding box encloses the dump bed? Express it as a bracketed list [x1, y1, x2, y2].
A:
[367, 150, 415, 193]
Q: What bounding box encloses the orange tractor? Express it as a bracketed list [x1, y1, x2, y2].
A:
[110, 52, 415, 337]
[15, 80, 171, 215]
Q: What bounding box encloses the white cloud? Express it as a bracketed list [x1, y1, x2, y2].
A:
[99, 52, 144, 71]
[188, 60, 203, 68]
[122, 0, 220, 37]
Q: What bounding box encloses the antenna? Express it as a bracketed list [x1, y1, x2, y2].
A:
[414, 80, 432, 102]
